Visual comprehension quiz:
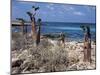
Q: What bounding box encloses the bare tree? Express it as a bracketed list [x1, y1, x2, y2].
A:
[36, 18, 41, 45]
[26, 6, 39, 46]
[16, 18, 25, 35]
[81, 25, 91, 63]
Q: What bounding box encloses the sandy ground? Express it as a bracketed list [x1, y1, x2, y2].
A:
[11, 33, 96, 74]
[44, 39, 96, 70]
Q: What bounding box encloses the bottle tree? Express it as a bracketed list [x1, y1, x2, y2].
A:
[26, 6, 39, 46]
[80, 25, 91, 63]
[36, 18, 41, 45]
[16, 18, 25, 35]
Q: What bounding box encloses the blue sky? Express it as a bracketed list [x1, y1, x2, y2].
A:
[12, 0, 96, 23]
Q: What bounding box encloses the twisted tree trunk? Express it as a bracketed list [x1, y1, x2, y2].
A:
[21, 22, 24, 35]
[26, 6, 40, 46]
[27, 12, 37, 46]
[83, 26, 91, 63]
[16, 18, 25, 36]
[36, 19, 41, 45]
[31, 17, 37, 46]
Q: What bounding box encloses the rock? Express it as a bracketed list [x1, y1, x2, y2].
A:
[12, 59, 23, 67]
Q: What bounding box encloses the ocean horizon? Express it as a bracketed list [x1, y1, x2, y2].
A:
[12, 22, 96, 41]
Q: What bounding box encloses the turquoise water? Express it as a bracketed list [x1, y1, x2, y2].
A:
[12, 22, 96, 41]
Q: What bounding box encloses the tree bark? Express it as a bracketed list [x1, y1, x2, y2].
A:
[83, 27, 91, 63]
[31, 17, 37, 46]
[36, 19, 41, 45]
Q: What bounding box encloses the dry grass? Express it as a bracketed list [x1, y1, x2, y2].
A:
[12, 36, 69, 74]
[11, 33, 96, 74]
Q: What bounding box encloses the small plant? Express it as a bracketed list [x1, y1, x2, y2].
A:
[59, 32, 65, 47]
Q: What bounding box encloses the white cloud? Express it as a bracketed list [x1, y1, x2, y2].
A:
[61, 5, 75, 11]
[73, 11, 85, 16]
[49, 3, 55, 6]
[69, 7, 74, 10]
[61, 5, 85, 16]
[65, 7, 75, 11]
[46, 5, 55, 10]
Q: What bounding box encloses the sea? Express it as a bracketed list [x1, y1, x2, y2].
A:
[12, 22, 96, 41]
